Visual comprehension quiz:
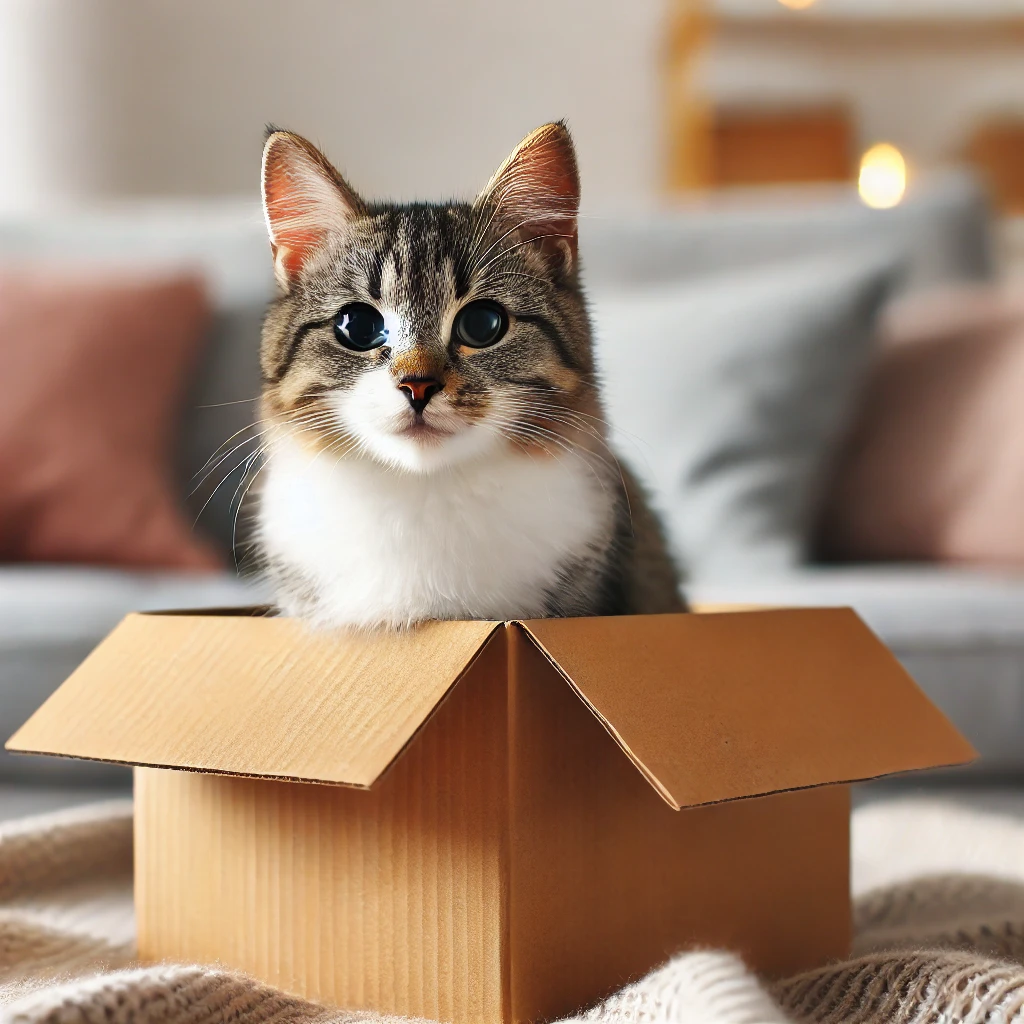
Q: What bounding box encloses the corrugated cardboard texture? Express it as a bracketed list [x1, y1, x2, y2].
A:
[9, 614, 499, 786]
[507, 627, 850, 1022]
[520, 610, 976, 808]
[7, 608, 975, 804]
[136, 630, 510, 1023]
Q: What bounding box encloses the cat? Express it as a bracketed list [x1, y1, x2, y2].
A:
[255, 121, 685, 629]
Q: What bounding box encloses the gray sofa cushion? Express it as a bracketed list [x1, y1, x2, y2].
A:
[0, 200, 272, 305]
[595, 247, 901, 578]
[690, 566, 1024, 773]
[580, 170, 992, 291]
[0, 567, 271, 785]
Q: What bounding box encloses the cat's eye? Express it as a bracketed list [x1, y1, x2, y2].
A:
[333, 302, 388, 351]
[453, 300, 508, 349]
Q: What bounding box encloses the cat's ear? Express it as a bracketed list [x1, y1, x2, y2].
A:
[476, 121, 580, 268]
[261, 129, 365, 291]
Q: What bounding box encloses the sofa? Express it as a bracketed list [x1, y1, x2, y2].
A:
[2, 171, 1021, 817]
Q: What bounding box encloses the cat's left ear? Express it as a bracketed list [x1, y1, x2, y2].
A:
[476, 121, 580, 269]
[261, 129, 365, 291]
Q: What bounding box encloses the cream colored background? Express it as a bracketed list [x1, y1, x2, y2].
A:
[1, 0, 1020, 212]
[0, 0, 665, 211]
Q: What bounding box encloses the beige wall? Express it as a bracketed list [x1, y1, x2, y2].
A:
[0, 0, 666, 211]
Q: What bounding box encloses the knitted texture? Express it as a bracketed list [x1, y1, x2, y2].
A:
[3, 796, 1024, 1024]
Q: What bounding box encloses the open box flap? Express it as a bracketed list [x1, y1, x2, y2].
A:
[519, 608, 977, 809]
[6, 612, 501, 786]
[8, 607, 976, 802]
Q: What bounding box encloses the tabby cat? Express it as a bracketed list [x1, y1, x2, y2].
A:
[256, 121, 684, 628]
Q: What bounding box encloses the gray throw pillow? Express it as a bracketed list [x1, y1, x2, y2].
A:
[593, 248, 902, 581]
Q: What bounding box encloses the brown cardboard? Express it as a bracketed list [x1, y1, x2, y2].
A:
[6, 607, 976, 1024]
[505, 626, 851, 1022]
[7, 608, 973, 800]
[520, 609, 976, 807]
[6, 613, 501, 785]
[135, 630, 510, 1023]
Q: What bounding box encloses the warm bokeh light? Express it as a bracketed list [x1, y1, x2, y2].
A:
[776, 0, 819, 9]
[858, 143, 908, 209]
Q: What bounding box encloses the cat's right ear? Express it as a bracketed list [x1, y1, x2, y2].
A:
[261, 130, 365, 291]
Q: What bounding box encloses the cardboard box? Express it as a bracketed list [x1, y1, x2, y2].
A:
[7, 607, 974, 1024]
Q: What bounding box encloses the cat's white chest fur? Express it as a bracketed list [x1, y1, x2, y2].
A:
[258, 436, 611, 628]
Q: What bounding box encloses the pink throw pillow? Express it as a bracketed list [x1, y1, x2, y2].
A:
[0, 267, 222, 570]
[819, 281, 1024, 566]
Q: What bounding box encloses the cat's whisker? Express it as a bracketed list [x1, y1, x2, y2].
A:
[195, 397, 260, 409]
[517, 411, 610, 452]
[465, 202, 510, 264]
[191, 438, 275, 529]
[493, 397, 627, 503]
[492, 419, 566, 465]
[469, 207, 565, 270]
[468, 174, 570, 252]
[194, 410, 342, 501]
[504, 420, 617, 500]
[482, 270, 551, 289]
[504, 392, 619, 446]
[196, 403, 345, 495]
[220, 425, 329, 555]
[228, 449, 268, 567]
[474, 232, 575, 276]
[502, 395, 611, 449]
[486, 409, 584, 461]
[189, 432, 268, 499]
[191, 423, 267, 484]
[516, 399, 654, 470]
[504, 399, 639, 527]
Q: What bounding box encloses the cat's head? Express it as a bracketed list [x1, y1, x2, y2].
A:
[259, 122, 600, 473]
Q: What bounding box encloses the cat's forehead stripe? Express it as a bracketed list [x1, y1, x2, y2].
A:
[375, 212, 461, 322]
[379, 250, 399, 299]
[366, 248, 384, 301]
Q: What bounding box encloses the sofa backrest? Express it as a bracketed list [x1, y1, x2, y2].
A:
[579, 170, 993, 290]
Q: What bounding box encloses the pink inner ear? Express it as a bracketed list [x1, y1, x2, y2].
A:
[263, 145, 331, 280]
[522, 149, 578, 223]
[490, 127, 580, 255]
[272, 209, 322, 280]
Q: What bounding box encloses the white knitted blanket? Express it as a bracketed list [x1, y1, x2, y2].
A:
[3, 795, 1024, 1024]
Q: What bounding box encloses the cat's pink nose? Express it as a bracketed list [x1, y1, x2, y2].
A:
[398, 376, 442, 415]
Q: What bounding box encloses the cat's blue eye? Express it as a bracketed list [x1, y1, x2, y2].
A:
[453, 300, 508, 349]
[333, 303, 388, 351]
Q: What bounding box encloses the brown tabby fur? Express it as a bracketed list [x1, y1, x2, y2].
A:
[256, 122, 684, 622]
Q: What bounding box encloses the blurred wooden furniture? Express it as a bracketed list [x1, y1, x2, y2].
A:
[666, 0, 1024, 202]
[707, 105, 853, 188]
[966, 120, 1024, 214]
[665, 2, 856, 191]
